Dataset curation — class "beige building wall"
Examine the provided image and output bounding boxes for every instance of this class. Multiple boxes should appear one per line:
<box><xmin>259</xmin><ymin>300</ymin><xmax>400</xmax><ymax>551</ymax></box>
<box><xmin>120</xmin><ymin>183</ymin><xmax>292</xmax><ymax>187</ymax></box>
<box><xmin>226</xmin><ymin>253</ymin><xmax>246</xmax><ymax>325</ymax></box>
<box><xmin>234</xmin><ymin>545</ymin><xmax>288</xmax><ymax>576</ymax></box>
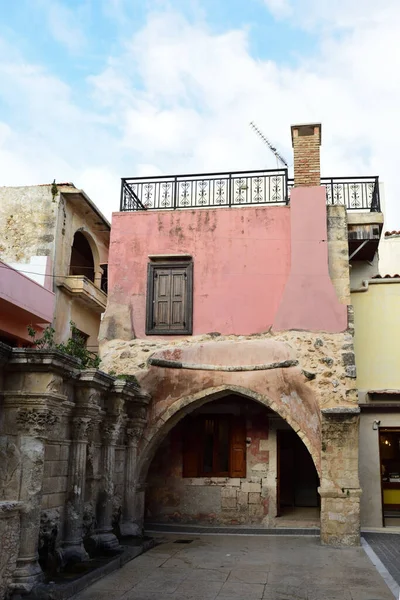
<box><xmin>352</xmin><ymin>281</ymin><xmax>400</xmax><ymax>391</ymax></box>
<box><xmin>352</xmin><ymin>280</ymin><xmax>400</xmax><ymax>527</ymax></box>
<box><xmin>0</xmin><ymin>184</ymin><xmax>109</xmax><ymax>352</ymax></box>
<box><xmin>53</xmin><ymin>187</ymin><xmax>109</xmax><ymax>348</ymax></box>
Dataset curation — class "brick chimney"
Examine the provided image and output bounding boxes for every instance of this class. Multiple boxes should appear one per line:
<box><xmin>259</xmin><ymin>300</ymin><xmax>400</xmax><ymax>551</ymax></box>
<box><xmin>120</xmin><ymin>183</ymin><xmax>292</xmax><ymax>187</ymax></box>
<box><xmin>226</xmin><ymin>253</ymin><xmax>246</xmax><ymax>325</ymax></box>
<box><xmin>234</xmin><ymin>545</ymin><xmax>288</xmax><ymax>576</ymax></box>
<box><xmin>291</xmin><ymin>123</ymin><xmax>321</xmax><ymax>187</ymax></box>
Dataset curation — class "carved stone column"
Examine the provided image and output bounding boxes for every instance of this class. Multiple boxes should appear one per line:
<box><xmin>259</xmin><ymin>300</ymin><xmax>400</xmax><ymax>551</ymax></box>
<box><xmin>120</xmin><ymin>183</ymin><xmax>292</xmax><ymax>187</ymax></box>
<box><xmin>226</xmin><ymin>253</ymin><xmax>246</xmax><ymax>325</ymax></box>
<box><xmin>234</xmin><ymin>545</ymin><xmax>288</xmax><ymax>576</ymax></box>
<box><xmin>10</xmin><ymin>409</ymin><xmax>58</xmax><ymax>595</ymax></box>
<box><xmin>120</xmin><ymin>418</ymin><xmax>146</xmax><ymax>537</ymax></box>
<box><xmin>320</xmin><ymin>407</ymin><xmax>362</xmax><ymax>546</ymax></box>
<box><xmin>59</xmin><ymin>369</ymin><xmax>113</xmax><ymax>566</ymax></box>
<box><xmin>88</xmin><ymin>418</ymin><xmax>122</xmax><ymax>555</ymax></box>
<box><xmin>57</xmin><ymin>416</ymin><xmax>93</xmax><ymax>567</ymax></box>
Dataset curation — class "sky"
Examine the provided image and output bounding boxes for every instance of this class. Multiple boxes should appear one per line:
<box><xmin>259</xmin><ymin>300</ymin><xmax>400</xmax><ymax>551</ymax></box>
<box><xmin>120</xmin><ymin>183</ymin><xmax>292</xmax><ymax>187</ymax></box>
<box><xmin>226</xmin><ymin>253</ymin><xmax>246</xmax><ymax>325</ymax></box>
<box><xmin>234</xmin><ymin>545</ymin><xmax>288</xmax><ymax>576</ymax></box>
<box><xmin>0</xmin><ymin>0</ymin><xmax>399</xmax><ymax>226</ymax></box>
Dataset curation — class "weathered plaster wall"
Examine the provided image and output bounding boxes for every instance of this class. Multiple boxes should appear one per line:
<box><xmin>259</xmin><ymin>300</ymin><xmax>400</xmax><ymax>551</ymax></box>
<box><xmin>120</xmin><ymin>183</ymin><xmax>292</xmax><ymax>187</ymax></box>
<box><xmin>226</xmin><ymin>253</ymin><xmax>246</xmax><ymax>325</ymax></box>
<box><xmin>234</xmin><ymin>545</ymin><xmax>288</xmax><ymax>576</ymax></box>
<box><xmin>53</xmin><ymin>188</ymin><xmax>109</xmax><ymax>345</ymax></box>
<box><xmin>273</xmin><ymin>189</ymin><xmax>347</xmax><ymax>332</ymax></box>
<box><xmin>0</xmin><ymin>186</ymin><xmax>57</xmax><ymax>264</ymax></box>
<box><xmin>55</xmin><ymin>291</ymin><xmax>102</xmax><ymax>351</ymax></box>
<box><xmin>102</xmin><ymin>205</ymin><xmax>291</xmax><ymax>340</ymax></box>
<box><xmin>146</xmin><ymin>401</ymin><xmax>279</xmax><ymax>525</ymax></box>
<box><xmin>0</xmin><ymin>184</ymin><xmax>109</xmax><ymax>349</ymax></box>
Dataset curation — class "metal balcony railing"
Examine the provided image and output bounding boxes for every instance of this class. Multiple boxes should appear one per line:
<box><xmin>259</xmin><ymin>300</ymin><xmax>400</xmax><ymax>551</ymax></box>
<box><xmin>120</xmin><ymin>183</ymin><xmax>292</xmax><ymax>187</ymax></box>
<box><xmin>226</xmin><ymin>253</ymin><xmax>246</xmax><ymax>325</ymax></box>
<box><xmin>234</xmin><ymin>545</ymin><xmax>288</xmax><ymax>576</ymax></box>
<box><xmin>120</xmin><ymin>171</ymin><xmax>380</xmax><ymax>213</ymax></box>
<box><xmin>288</xmin><ymin>176</ymin><xmax>380</xmax><ymax>212</ymax></box>
<box><xmin>121</xmin><ymin>169</ymin><xmax>289</xmax><ymax>211</ymax></box>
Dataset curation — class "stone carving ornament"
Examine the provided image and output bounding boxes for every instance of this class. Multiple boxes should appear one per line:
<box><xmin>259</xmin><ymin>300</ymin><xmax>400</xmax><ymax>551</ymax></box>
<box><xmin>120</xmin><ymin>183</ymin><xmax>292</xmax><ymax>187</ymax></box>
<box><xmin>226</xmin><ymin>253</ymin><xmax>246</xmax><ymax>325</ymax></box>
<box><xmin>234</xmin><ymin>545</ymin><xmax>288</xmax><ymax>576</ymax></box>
<box><xmin>16</xmin><ymin>409</ymin><xmax>58</xmax><ymax>435</ymax></box>
<box><xmin>101</xmin><ymin>420</ymin><xmax>122</xmax><ymax>445</ymax></box>
<box><xmin>72</xmin><ymin>417</ymin><xmax>94</xmax><ymax>441</ymax></box>
<box><xmin>125</xmin><ymin>420</ymin><xmax>146</xmax><ymax>446</ymax></box>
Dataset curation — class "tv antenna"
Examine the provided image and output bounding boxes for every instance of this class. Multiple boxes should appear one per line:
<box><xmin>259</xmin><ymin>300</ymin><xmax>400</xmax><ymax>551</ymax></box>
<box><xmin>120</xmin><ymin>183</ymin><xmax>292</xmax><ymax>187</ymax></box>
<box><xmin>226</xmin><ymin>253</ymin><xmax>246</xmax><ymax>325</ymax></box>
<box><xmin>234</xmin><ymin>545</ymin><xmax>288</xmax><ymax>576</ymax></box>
<box><xmin>249</xmin><ymin>121</ymin><xmax>288</xmax><ymax>168</ymax></box>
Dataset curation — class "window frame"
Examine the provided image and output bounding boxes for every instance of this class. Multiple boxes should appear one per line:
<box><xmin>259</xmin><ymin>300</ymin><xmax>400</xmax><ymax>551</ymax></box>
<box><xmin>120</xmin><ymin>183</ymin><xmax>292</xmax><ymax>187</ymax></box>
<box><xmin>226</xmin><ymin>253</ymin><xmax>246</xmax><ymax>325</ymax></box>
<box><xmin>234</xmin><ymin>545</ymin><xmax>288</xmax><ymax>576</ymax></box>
<box><xmin>146</xmin><ymin>260</ymin><xmax>193</xmax><ymax>336</ymax></box>
<box><xmin>183</xmin><ymin>414</ymin><xmax>247</xmax><ymax>478</ymax></box>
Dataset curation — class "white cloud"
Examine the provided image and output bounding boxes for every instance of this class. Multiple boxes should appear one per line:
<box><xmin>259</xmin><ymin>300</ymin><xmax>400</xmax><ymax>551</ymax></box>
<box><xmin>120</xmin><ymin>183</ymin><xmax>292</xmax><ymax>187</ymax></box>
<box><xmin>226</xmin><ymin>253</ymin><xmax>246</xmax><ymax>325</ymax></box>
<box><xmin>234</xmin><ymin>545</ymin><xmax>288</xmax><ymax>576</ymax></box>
<box><xmin>1</xmin><ymin>1</ymin><xmax>400</xmax><ymax>228</ymax></box>
<box><xmin>263</xmin><ymin>0</ymin><xmax>292</xmax><ymax>19</ymax></box>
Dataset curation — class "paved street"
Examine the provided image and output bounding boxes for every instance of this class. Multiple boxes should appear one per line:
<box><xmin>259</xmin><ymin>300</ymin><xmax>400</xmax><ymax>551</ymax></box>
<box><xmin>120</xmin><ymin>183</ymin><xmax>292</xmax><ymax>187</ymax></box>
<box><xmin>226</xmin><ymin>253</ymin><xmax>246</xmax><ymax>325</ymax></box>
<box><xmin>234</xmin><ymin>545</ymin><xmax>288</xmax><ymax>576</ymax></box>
<box><xmin>363</xmin><ymin>533</ymin><xmax>400</xmax><ymax>592</ymax></box>
<box><xmin>72</xmin><ymin>534</ymin><xmax>395</xmax><ymax>600</ymax></box>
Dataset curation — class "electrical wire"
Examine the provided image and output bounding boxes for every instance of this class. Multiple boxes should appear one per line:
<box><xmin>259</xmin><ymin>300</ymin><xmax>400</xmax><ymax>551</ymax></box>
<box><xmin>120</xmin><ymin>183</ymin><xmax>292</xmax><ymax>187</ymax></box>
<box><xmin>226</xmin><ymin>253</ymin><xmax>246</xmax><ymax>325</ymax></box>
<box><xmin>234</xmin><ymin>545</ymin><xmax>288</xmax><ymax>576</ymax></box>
<box><xmin>0</xmin><ymin>263</ymin><xmax>107</xmax><ymax>280</ymax></box>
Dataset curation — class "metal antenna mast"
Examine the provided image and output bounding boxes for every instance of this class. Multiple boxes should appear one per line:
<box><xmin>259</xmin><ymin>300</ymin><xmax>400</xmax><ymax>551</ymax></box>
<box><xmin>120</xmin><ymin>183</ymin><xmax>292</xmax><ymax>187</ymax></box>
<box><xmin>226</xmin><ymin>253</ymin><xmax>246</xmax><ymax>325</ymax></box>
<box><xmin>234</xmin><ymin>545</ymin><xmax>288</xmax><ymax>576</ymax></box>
<box><xmin>249</xmin><ymin>121</ymin><xmax>288</xmax><ymax>168</ymax></box>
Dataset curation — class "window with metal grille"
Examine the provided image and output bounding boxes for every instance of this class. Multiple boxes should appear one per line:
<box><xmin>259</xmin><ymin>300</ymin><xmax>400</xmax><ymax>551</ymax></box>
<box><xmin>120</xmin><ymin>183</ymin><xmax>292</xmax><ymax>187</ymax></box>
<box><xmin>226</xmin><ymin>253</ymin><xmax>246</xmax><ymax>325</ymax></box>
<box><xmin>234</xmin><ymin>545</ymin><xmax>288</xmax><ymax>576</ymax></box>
<box><xmin>146</xmin><ymin>260</ymin><xmax>193</xmax><ymax>335</ymax></box>
<box><xmin>182</xmin><ymin>415</ymin><xmax>246</xmax><ymax>478</ymax></box>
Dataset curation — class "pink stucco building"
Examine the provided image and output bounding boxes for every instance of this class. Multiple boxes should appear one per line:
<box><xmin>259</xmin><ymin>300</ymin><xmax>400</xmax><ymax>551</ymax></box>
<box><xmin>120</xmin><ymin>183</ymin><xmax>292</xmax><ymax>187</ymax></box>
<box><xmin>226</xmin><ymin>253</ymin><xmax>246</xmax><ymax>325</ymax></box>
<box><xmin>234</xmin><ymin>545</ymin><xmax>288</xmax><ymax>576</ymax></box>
<box><xmin>0</xmin><ymin>259</ymin><xmax>54</xmax><ymax>346</ymax></box>
<box><xmin>100</xmin><ymin>124</ymin><xmax>383</xmax><ymax>545</ymax></box>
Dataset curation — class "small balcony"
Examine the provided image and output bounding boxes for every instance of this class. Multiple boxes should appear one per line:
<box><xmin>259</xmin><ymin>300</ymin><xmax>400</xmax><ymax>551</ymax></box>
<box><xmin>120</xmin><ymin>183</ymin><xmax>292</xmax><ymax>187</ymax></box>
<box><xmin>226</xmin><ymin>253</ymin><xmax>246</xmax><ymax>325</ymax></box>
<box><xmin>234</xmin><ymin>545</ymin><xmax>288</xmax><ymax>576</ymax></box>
<box><xmin>120</xmin><ymin>170</ymin><xmax>381</xmax><ymax>213</ymax></box>
<box><xmin>57</xmin><ymin>275</ymin><xmax>107</xmax><ymax>313</ymax></box>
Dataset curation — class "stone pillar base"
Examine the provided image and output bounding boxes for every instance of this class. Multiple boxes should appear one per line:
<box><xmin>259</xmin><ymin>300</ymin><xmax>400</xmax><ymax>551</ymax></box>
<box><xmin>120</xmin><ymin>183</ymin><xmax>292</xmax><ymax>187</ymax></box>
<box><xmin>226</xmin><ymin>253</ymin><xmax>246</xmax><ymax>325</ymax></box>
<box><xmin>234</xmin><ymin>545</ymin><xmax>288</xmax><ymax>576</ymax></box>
<box><xmin>319</xmin><ymin>487</ymin><xmax>362</xmax><ymax>546</ymax></box>
<box><xmin>56</xmin><ymin>544</ymin><xmax>89</xmax><ymax>570</ymax></box>
<box><xmin>9</xmin><ymin>557</ymin><xmax>44</xmax><ymax>595</ymax></box>
<box><xmin>119</xmin><ymin>521</ymin><xmax>143</xmax><ymax>537</ymax></box>
<box><xmin>86</xmin><ymin>533</ymin><xmax>123</xmax><ymax>556</ymax></box>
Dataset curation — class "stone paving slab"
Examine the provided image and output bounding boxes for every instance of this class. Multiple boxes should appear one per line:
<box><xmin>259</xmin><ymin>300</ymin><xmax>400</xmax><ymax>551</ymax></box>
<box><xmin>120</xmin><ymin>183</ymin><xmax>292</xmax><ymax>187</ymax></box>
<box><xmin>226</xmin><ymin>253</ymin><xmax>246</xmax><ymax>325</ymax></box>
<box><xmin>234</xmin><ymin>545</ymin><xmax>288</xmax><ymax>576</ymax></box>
<box><xmin>363</xmin><ymin>532</ymin><xmax>400</xmax><ymax>588</ymax></box>
<box><xmin>71</xmin><ymin>534</ymin><xmax>395</xmax><ymax>600</ymax></box>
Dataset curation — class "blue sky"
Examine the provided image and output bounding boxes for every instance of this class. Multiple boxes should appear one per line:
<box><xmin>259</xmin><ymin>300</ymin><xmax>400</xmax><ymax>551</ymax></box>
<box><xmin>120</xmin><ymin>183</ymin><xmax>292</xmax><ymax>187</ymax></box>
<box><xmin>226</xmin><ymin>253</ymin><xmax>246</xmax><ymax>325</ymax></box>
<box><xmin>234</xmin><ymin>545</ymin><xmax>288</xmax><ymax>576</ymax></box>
<box><xmin>0</xmin><ymin>0</ymin><xmax>399</xmax><ymax>226</ymax></box>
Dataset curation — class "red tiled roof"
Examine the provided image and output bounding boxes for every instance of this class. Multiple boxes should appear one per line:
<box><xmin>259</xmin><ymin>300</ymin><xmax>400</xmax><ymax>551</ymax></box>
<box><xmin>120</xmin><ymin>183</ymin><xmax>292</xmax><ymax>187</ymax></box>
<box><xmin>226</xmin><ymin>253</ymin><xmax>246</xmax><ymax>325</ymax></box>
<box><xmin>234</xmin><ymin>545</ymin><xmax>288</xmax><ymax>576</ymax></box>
<box><xmin>385</xmin><ymin>231</ymin><xmax>400</xmax><ymax>237</ymax></box>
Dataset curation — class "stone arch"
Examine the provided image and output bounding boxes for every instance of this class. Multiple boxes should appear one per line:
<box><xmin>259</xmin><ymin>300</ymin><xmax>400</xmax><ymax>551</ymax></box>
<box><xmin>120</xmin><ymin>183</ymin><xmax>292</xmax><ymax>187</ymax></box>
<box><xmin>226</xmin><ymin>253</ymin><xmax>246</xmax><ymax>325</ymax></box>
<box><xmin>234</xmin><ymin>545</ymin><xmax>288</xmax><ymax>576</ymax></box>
<box><xmin>136</xmin><ymin>383</ymin><xmax>321</xmax><ymax>486</ymax></box>
<box><xmin>69</xmin><ymin>228</ymin><xmax>100</xmax><ymax>283</ymax></box>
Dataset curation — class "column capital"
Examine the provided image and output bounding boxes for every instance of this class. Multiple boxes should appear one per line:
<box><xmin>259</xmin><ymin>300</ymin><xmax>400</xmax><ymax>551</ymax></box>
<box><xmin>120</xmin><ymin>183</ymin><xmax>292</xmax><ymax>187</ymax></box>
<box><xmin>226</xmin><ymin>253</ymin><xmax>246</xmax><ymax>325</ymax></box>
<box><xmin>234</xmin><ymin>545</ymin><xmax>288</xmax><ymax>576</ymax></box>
<box><xmin>125</xmin><ymin>418</ymin><xmax>146</xmax><ymax>447</ymax></box>
<box><xmin>101</xmin><ymin>418</ymin><xmax>122</xmax><ymax>445</ymax></box>
<box><xmin>72</xmin><ymin>416</ymin><xmax>94</xmax><ymax>442</ymax></box>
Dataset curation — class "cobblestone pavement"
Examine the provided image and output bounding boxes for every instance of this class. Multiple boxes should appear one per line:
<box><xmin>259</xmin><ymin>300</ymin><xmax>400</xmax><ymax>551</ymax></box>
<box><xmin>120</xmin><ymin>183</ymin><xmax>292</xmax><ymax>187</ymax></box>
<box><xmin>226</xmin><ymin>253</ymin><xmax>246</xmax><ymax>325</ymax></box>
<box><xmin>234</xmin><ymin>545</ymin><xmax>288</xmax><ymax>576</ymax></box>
<box><xmin>72</xmin><ymin>534</ymin><xmax>394</xmax><ymax>600</ymax></box>
<box><xmin>363</xmin><ymin>533</ymin><xmax>400</xmax><ymax>588</ymax></box>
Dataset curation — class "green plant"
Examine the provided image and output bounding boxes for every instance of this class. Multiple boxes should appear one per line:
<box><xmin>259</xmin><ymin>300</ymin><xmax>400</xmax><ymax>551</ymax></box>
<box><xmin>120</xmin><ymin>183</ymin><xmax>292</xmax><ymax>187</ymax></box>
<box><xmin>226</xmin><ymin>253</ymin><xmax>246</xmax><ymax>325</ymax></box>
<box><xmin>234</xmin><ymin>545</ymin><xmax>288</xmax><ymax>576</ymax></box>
<box><xmin>106</xmin><ymin>369</ymin><xmax>138</xmax><ymax>385</ymax></box>
<box><xmin>115</xmin><ymin>373</ymin><xmax>139</xmax><ymax>386</ymax></box>
<box><xmin>27</xmin><ymin>322</ymin><xmax>100</xmax><ymax>369</ymax></box>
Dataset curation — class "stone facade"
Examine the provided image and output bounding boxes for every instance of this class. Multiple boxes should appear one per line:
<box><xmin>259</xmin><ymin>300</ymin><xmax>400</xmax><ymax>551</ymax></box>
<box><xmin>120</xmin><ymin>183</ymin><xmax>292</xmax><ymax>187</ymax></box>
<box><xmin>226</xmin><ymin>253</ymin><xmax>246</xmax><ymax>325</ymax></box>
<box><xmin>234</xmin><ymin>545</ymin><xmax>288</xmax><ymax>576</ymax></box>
<box><xmin>98</xmin><ymin>332</ymin><xmax>360</xmax><ymax>544</ymax></box>
<box><xmin>0</xmin><ymin>345</ymin><xmax>150</xmax><ymax>599</ymax></box>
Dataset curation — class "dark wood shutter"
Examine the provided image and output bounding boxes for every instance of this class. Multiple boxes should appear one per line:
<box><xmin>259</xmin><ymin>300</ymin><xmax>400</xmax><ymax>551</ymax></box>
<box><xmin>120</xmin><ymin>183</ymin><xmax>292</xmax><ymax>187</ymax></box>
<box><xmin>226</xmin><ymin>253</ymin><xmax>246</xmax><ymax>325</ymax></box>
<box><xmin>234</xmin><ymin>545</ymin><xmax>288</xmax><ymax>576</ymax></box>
<box><xmin>230</xmin><ymin>417</ymin><xmax>246</xmax><ymax>477</ymax></box>
<box><xmin>170</xmin><ymin>269</ymin><xmax>187</xmax><ymax>330</ymax></box>
<box><xmin>183</xmin><ymin>419</ymin><xmax>201</xmax><ymax>477</ymax></box>
<box><xmin>153</xmin><ymin>268</ymin><xmax>171</xmax><ymax>329</ymax></box>
<box><xmin>153</xmin><ymin>267</ymin><xmax>187</xmax><ymax>331</ymax></box>
<box><xmin>146</xmin><ymin>261</ymin><xmax>193</xmax><ymax>335</ymax></box>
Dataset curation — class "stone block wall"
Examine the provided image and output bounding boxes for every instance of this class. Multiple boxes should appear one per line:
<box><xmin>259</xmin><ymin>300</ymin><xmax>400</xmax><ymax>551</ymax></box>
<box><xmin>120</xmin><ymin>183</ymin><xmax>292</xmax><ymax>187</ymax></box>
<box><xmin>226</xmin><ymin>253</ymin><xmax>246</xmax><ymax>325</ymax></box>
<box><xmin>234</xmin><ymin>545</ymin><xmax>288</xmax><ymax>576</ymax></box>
<box><xmin>146</xmin><ymin>407</ymin><xmax>284</xmax><ymax>526</ymax></box>
<box><xmin>42</xmin><ymin>442</ymin><xmax>70</xmax><ymax>510</ymax></box>
<box><xmin>0</xmin><ymin>502</ymin><xmax>21</xmax><ymax>600</ymax></box>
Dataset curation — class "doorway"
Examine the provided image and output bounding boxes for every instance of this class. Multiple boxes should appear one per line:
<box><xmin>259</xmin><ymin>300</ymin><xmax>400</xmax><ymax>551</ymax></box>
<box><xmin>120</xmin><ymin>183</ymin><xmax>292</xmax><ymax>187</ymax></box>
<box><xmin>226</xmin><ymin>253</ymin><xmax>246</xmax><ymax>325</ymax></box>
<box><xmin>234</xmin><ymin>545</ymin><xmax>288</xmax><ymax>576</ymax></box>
<box><xmin>277</xmin><ymin>430</ymin><xmax>320</xmax><ymax>520</ymax></box>
<box><xmin>379</xmin><ymin>428</ymin><xmax>400</xmax><ymax>526</ymax></box>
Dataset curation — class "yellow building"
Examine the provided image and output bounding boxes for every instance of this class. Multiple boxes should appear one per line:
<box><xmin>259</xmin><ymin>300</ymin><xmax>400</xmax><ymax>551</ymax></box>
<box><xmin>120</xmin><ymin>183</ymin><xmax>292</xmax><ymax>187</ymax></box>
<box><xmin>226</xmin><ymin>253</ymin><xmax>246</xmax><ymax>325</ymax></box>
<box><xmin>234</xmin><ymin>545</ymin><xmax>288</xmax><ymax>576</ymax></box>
<box><xmin>353</xmin><ymin>276</ymin><xmax>400</xmax><ymax>528</ymax></box>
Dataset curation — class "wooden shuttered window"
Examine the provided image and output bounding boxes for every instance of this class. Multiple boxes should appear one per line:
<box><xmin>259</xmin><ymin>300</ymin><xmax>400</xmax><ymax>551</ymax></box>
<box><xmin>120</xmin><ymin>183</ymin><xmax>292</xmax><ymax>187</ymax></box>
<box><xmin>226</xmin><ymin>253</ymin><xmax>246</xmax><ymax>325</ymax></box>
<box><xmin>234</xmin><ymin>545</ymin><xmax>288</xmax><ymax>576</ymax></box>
<box><xmin>146</xmin><ymin>261</ymin><xmax>193</xmax><ymax>335</ymax></box>
<box><xmin>182</xmin><ymin>416</ymin><xmax>246</xmax><ymax>478</ymax></box>
<box><xmin>230</xmin><ymin>417</ymin><xmax>247</xmax><ymax>478</ymax></box>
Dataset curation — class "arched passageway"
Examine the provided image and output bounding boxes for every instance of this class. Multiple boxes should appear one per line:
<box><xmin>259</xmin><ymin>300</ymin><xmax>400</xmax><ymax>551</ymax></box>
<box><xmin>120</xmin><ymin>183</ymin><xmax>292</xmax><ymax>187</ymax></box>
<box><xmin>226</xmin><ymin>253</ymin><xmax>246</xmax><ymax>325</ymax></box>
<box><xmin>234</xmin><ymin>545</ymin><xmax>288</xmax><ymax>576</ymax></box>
<box><xmin>140</xmin><ymin>392</ymin><xmax>320</xmax><ymax>528</ymax></box>
<box><xmin>70</xmin><ymin>231</ymin><xmax>95</xmax><ymax>282</ymax></box>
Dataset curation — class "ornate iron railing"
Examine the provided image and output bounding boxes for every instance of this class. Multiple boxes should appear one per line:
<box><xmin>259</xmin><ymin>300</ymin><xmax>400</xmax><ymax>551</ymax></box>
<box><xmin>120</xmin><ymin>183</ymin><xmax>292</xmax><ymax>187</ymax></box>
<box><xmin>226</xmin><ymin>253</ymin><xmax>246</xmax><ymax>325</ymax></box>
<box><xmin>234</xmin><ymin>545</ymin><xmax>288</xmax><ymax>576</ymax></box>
<box><xmin>120</xmin><ymin>172</ymin><xmax>380</xmax><ymax>212</ymax></box>
<box><xmin>120</xmin><ymin>169</ymin><xmax>289</xmax><ymax>211</ymax></box>
<box><xmin>288</xmin><ymin>176</ymin><xmax>380</xmax><ymax>212</ymax></box>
